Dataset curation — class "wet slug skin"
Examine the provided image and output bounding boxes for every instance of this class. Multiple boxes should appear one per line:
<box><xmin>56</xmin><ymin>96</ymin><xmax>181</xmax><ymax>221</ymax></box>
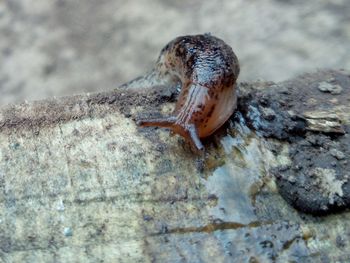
<box><xmin>132</xmin><ymin>34</ymin><xmax>240</xmax><ymax>151</ymax></box>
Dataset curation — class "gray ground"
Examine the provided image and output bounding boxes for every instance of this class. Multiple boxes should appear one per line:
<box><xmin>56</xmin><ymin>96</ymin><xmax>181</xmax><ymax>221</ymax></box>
<box><xmin>0</xmin><ymin>0</ymin><xmax>350</xmax><ymax>105</ymax></box>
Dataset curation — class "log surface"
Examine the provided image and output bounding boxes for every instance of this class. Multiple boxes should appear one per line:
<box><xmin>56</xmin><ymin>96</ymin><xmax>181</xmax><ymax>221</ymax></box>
<box><xmin>0</xmin><ymin>70</ymin><xmax>350</xmax><ymax>262</ymax></box>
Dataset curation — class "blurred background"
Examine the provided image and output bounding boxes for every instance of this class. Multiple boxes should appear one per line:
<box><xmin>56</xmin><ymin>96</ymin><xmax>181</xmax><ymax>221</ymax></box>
<box><xmin>0</xmin><ymin>0</ymin><xmax>349</xmax><ymax>105</ymax></box>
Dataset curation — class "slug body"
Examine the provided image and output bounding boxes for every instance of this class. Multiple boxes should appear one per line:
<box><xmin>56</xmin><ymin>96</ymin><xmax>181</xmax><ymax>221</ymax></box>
<box><xmin>137</xmin><ymin>34</ymin><xmax>240</xmax><ymax>151</ymax></box>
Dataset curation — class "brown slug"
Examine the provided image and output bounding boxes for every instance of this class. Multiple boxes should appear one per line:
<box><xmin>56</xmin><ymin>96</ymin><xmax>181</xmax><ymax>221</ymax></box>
<box><xmin>124</xmin><ymin>34</ymin><xmax>240</xmax><ymax>151</ymax></box>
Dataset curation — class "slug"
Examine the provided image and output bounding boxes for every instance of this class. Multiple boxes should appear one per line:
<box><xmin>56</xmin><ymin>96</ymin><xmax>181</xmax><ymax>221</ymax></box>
<box><xmin>124</xmin><ymin>34</ymin><xmax>240</xmax><ymax>151</ymax></box>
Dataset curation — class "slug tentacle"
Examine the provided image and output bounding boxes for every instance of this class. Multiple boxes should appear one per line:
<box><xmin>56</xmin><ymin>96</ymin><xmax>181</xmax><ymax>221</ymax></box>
<box><xmin>128</xmin><ymin>34</ymin><xmax>240</xmax><ymax>151</ymax></box>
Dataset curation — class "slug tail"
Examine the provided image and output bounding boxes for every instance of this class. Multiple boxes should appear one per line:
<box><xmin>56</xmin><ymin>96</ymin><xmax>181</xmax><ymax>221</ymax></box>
<box><xmin>137</xmin><ymin>116</ymin><xmax>177</xmax><ymax>129</ymax></box>
<box><xmin>118</xmin><ymin>70</ymin><xmax>161</xmax><ymax>90</ymax></box>
<box><xmin>137</xmin><ymin>117</ymin><xmax>204</xmax><ymax>151</ymax></box>
<box><xmin>118</xmin><ymin>68</ymin><xmax>179</xmax><ymax>91</ymax></box>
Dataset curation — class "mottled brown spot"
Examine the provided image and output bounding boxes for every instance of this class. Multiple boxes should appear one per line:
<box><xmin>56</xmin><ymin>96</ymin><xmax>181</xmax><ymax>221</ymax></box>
<box><xmin>207</xmin><ymin>105</ymin><xmax>215</xmax><ymax>118</ymax></box>
<box><xmin>186</xmin><ymin>54</ymin><xmax>196</xmax><ymax>69</ymax></box>
<box><xmin>175</xmin><ymin>46</ymin><xmax>186</xmax><ymax>59</ymax></box>
<box><xmin>208</xmin><ymin>89</ymin><xmax>215</xmax><ymax>97</ymax></box>
<box><xmin>198</xmin><ymin>104</ymin><xmax>205</xmax><ymax>110</ymax></box>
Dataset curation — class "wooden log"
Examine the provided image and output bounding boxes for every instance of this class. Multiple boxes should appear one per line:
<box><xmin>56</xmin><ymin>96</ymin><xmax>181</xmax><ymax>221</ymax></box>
<box><xmin>0</xmin><ymin>70</ymin><xmax>349</xmax><ymax>262</ymax></box>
